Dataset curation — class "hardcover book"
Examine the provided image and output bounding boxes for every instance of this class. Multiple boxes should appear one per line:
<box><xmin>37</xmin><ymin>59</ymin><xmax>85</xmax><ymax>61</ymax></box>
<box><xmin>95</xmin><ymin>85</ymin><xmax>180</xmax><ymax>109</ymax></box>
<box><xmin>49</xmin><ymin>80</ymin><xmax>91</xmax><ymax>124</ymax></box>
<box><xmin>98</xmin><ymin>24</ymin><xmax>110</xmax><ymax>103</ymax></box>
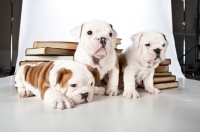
<box><xmin>25</xmin><ymin>47</ymin><xmax>75</xmax><ymax>56</ymax></box>
<box><xmin>33</xmin><ymin>41</ymin><xmax>78</xmax><ymax>50</ymax></box>
<box><xmin>25</xmin><ymin>55</ymin><xmax>73</xmax><ymax>61</ymax></box>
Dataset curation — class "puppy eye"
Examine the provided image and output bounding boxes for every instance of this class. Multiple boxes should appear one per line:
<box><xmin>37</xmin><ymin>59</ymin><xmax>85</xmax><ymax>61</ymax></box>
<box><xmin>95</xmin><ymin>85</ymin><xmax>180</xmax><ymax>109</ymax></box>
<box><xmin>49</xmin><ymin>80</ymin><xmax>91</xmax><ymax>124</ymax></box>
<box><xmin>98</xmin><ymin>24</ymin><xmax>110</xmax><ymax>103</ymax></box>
<box><xmin>70</xmin><ymin>84</ymin><xmax>77</xmax><ymax>88</ymax></box>
<box><xmin>109</xmin><ymin>33</ymin><xmax>112</xmax><ymax>37</ymax></box>
<box><xmin>87</xmin><ymin>31</ymin><xmax>92</xmax><ymax>35</ymax></box>
<box><xmin>145</xmin><ymin>44</ymin><xmax>150</xmax><ymax>46</ymax></box>
<box><xmin>162</xmin><ymin>44</ymin><xmax>165</xmax><ymax>47</ymax></box>
<box><xmin>91</xmin><ymin>82</ymin><xmax>93</xmax><ymax>86</ymax></box>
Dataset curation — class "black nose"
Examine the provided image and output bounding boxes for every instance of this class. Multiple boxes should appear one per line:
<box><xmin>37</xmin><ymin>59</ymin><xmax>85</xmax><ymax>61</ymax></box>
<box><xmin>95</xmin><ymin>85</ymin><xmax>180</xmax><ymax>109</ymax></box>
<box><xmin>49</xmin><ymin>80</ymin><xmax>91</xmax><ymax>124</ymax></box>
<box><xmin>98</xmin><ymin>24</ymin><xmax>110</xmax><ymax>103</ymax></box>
<box><xmin>99</xmin><ymin>37</ymin><xmax>107</xmax><ymax>46</ymax></box>
<box><xmin>81</xmin><ymin>92</ymin><xmax>89</xmax><ymax>100</ymax></box>
<box><xmin>154</xmin><ymin>48</ymin><xmax>161</xmax><ymax>54</ymax></box>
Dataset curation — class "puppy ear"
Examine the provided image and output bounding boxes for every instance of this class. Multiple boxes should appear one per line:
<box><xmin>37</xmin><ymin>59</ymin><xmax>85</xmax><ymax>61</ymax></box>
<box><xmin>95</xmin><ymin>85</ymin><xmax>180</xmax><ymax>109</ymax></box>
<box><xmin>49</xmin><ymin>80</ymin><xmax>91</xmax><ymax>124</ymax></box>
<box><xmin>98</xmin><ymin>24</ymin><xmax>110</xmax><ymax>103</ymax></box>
<box><xmin>87</xmin><ymin>65</ymin><xmax>100</xmax><ymax>85</ymax></box>
<box><xmin>56</xmin><ymin>68</ymin><xmax>72</xmax><ymax>88</ymax></box>
<box><xmin>130</xmin><ymin>32</ymin><xmax>143</xmax><ymax>48</ymax></box>
<box><xmin>162</xmin><ymin>33</ymin><xmax>167</xmax><ymax>41</ymax></box>
<box><xmin>113</xmin><ymin>29</ymin><xmax>117</xmax><ymax>40</ymax></box>
<box><xmin>109</xmin><ymin>24</ymin><xmax>117</xmax><ymax>39</ymax></box>
<box><xmin>70</xmin><ymin>23</ymin><xmax>84</xmax><ymax>40</ymax></box>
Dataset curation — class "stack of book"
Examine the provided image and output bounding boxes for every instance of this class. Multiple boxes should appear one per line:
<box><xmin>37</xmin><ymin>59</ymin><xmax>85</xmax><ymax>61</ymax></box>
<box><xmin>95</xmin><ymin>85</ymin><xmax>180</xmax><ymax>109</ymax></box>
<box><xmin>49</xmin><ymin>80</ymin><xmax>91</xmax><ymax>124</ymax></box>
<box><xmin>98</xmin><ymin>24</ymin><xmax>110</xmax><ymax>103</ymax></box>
<box><xmin>19</xmin><ymin>41</ymin><xmax>78</xmax><ymax>66</ymax></box>
<box><xmin>114</xmin><ymin>38</ymin><xmax>123</xmax><ymax>55</ymax></box>
<box><xmin>153</xmin><ymin>59</ymin><xmax>179</xmax><ymax>89</ymax></box>
<box><xmin>19</xmin><ymin>39</ymin><xmax>123</xmax><ymax>66</ymax></box>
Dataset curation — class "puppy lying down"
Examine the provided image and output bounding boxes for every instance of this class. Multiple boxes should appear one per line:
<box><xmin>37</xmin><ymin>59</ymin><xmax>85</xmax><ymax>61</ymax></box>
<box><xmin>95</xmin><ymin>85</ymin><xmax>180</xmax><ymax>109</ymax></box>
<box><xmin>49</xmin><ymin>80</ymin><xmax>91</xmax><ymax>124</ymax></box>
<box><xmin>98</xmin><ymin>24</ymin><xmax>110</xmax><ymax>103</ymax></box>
<box><xmin>15</xmin><ymin>60</ymin><xmax>101</xmax><ymax>110</ymax></box>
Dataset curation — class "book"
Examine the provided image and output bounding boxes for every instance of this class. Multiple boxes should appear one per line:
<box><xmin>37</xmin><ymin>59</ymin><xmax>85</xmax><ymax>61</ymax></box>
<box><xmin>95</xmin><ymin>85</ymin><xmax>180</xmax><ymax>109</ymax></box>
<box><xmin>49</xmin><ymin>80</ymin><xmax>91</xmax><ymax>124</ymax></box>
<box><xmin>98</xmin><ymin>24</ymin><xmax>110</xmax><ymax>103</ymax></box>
<box><xmin>154</xmin><ymin>72</ymin><xmax>172</xmax><ymax>77</ymax></box>
<box><xmin>155</xmin><ymin>65</ymin><xmax>169</xmax><ymax>73</ymax></box>
<box><xmin>138</xmin><ymin>81</ymin><xmax>178</xmax><ymax>89</ymax></box>
<box><xmin>153</xmin><ymin>75</ymin><xmax>176</xmax><ymax>83</ymax></box>
<box><xmin>154</xmin><ymin>81</ymin><xmax>178</xmax><ymax>89</ymax></box>
<box><xmin>115</xmin><ymin>49</ymin><xmax>123</xmax><ymax>55</ymax></box>
<box><xmin>33</xmin><ymin>41</ymin><xmax>78</xmax><ymax>50</ymax></box>
<box><xmin>25</xmin><ymin>47</ymin><xmax>75</xmax><ymax>56</ymax></box>
<box><xmin>19</xmin><ymin>61</ymin><xmax>49</xmax><ymax>66</ymax></box>
<box><xmin>33</xmin><ymin>39</ymin><xmax>122</xmax><ymax>50</ymax></box>
<box><xmin>159</xmin><ymin>59</ymin><xmax>171</xmax><ymax>66</ymax></box>
<box><xmin>114</xmin><ymin>38</ymin><xmax>122</xmax><ymax>48</ymax></box>
<box><xmin>115</xmin><ymin>38</ymin><xmax>122</xmax><ymax>44</ymax></box>
<box><xmin>25</xmin><ymin>55</ymin><xmax>73</xmax><ymax>61</ymax></box>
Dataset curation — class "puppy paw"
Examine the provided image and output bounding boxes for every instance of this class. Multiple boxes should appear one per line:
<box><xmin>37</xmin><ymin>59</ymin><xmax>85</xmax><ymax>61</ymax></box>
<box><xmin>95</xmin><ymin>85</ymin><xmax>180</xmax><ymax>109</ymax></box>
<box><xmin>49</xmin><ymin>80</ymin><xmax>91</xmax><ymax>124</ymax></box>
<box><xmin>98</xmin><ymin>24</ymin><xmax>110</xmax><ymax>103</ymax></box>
<box><xmin>123</xmin><ymin>89</ymin><xmax>140</xmax><ymax>99</ymax></box>
<box><xmin>52</xmin><ymin>96</ymin><xmax>74</xmax><ymax>110</ymax></box>
<box><xmin>94</xmin><ymin>86</ymin><xmax>106</xmax><ymax>95</ymax></box>
<box><xmin>18</xmin><ymin>88</ymin><xmax>34</xmax><ymax>98</ymax></box>
<box><xmin>106</xmin><ymin>87</ymin><xmax>120</xmax><ymax>96</ymax></box>
<box><xmin>146</xmin><ymin>87</ymin><xmax>161</xmax><ymax>94</ymax></box>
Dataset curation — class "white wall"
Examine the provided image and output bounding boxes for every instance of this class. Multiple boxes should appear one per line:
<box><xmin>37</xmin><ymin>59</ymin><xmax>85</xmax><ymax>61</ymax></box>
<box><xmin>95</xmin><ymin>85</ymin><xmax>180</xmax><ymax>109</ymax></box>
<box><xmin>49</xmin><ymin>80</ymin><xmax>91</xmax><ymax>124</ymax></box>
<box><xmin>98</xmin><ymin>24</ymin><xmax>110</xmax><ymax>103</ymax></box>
<box><xmin>16</xmin><ymin>0</ymin><xmax>184</xmax><ymax>78</ymax></box>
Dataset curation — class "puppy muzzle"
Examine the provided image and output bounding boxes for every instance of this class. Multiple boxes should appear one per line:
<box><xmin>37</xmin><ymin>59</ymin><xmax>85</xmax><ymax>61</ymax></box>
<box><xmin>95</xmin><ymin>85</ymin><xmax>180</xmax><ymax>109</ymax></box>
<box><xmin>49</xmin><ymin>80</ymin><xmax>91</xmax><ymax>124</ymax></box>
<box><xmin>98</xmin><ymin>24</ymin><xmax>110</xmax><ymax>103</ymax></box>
<box><xmin>81</xmin><ymin>92</ymin><xmax>89</xmax><ymax>103</ymax></box>
<box><xmin>99</xmin><ymin>37</ymin><xmax>107</xmax><ymax>48</ymax></box>
<box><xmin>154</xmin><ymin>48</ymin><xmax>161</xmax><ymax>54</ymax></box>
<box><xmin>154</xmin><ymin>48</ymin><xmax>161</xmax><ymax>58</ymax></box>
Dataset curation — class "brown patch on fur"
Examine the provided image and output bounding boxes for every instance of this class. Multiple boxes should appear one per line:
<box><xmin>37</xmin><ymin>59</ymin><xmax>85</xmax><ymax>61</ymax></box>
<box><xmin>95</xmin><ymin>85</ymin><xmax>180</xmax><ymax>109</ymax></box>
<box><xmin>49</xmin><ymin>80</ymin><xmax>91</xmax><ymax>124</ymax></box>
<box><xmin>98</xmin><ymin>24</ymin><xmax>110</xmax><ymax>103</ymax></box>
<box><xmin>56</xmin><ymin>68</ymin><xmax>72</xmax><ymax>88</ymax></box>
<box><xmin>23</xmin><ymin>62</ymin><xmax>54</xmax><ymax>99</ymax></box>
<box><xmin>87</xmin><ymin>65</ymin><xmax>100</xmax><ymax>85</ymax></box>
<box><xmin>118</xmin><ymin>53</ymin><xmax>128</xmax><ymax>85</ymax></box>
<box><xmin>118</xmin><ymin>53</ymin><xmax>127</xmax><ymax>73</ymax></box>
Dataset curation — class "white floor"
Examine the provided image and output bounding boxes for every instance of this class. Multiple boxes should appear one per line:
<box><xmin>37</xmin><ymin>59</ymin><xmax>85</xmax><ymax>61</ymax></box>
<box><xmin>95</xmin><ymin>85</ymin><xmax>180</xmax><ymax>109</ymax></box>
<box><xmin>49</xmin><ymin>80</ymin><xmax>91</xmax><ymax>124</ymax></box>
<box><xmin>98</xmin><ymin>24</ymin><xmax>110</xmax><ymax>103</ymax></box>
<box><xmin>0</xmin><ymin>76</ymin><xmax>200</xmax><ymax>132</ymax></box>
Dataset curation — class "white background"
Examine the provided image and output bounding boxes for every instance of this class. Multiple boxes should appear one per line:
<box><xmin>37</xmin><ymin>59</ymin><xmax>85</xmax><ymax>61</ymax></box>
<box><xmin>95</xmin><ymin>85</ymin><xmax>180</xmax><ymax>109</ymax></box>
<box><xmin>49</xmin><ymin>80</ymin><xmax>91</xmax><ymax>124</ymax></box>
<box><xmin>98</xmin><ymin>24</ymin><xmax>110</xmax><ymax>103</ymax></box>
<box><xmin>16</xmin><ymin>0</ymin><xmax>184</xmax><ymax>78</ymax></box>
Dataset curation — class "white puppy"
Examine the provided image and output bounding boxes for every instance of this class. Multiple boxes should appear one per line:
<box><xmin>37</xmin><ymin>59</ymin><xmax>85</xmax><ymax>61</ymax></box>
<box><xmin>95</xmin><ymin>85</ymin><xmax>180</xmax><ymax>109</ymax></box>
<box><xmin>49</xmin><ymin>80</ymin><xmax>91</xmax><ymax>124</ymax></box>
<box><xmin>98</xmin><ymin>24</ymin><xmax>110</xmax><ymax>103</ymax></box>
<box><xmin>118</xmin><ymin>30</ymin><xmax>168</xmax><ymax>99</ymax></box>
<box><xmin>15</xmin><ymin>60</ymin><xmax>100</xmax><ymax>109</ymax></box>
<box><xmin>70</xmin><ymin>19</ymin><xmax>119</xmax><ymax>96</ymax></box>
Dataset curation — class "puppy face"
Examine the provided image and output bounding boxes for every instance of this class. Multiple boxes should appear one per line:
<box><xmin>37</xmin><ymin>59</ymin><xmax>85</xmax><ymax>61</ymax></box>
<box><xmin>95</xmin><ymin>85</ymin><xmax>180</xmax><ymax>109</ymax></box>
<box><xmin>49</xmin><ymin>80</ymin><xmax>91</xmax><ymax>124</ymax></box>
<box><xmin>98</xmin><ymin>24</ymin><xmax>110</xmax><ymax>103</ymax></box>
<box><xmin>55</xmin><ymin>66</ymin><xmax>98</xmax><ymax>105</ymax></box>
<box><xmin>71</xmin><ymin>19</ymin><xmax>117</xmax><ymax>59</ymax></box>
<box><xmin>131</xmin><ymin>30</ymin><xmax>168</xmax><ymax>65</ymax></box>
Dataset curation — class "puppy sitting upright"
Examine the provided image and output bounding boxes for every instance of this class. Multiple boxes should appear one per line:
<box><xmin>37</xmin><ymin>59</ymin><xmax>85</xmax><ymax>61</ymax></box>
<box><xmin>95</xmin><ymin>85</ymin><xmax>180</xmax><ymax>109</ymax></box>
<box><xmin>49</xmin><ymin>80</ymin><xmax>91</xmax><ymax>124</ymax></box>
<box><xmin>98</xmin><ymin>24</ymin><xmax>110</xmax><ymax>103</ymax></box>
<box><xmin>71</xmin><ymin>19</ymin><xmax>119</xmax><ymax>96</ymax></box>
<box><xmin>118</xmin><ymin>30</ymin><xmax>168</xmax><ymax>99</ymax></box>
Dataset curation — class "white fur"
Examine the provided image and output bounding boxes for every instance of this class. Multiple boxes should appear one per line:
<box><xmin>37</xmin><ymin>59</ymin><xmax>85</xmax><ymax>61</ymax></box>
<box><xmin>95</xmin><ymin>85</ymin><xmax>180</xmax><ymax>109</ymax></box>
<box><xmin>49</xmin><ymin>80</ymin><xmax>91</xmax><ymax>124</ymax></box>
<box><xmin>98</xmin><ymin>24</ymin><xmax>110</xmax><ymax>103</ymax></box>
<box><xmin>71</xmin><ymin>19</ymin><xmax>119</xmax><ymax>96</ymax></box>
<box><xmin>122</xmin><ymin>30</ymin><xmax>168</xmax><ymax>99</ymax></box>
<box><xmin>15</xmin><ymin>60</ymin><xmax>97</xmax><ymax>109</ymax></box>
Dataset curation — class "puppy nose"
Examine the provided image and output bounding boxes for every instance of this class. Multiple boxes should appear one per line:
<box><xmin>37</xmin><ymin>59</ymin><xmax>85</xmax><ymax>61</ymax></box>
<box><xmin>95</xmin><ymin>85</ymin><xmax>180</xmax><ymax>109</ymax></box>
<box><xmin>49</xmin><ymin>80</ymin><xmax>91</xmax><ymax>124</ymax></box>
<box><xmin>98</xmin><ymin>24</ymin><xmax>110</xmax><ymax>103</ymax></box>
<box><xmin>100</xmin><ymin>37</ymin><xmax>107</xmax><ymax>46</ymax></box>
<box><xmin>81</xmin><ymin>92</ymin><xmax>89</xmax><ymax>99</ymax></box>
<box><xmin>154</xmin><ymin>48</ymin><xmax>161</xmax><ymax>54</ymax></box>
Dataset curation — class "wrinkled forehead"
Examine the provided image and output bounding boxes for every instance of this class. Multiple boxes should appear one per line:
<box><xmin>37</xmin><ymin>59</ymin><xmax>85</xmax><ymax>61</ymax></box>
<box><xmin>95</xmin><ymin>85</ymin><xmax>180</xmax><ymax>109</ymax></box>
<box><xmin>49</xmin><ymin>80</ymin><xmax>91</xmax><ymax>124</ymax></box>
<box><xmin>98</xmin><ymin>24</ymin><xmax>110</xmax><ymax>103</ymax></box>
<box><xmin>70</xmin><ymin>69</ymin><xmax>94</xmax><ymax>83</ymax></box>
<box><xmin>142</xmin><ymin>32</ymin><xmax>166</xmax><ymax>44</ymax></box>
<box><xmin>83</xmin><ymin>20</ymin><xmax>111</xmax><ymax>32</ymax></box>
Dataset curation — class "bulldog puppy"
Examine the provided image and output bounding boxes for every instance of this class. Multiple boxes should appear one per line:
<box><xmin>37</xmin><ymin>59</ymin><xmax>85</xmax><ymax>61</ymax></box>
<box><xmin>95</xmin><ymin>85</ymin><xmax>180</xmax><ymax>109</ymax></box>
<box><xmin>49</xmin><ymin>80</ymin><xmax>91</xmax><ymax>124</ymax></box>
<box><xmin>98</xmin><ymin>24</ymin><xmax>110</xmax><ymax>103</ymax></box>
<box><xmin>14</xmin><ymin>60</ymin><xmax>100</xmax><ymax>109</ymax></box>
<box><xmin>118</xmin><ymin>30</ymin><xmax>168</xmax><ymax>99</ymax></box>
<box><xmin>70</xmin><ymin>19</ymin><xmax>119</xmax><ymax>96</ymax></box>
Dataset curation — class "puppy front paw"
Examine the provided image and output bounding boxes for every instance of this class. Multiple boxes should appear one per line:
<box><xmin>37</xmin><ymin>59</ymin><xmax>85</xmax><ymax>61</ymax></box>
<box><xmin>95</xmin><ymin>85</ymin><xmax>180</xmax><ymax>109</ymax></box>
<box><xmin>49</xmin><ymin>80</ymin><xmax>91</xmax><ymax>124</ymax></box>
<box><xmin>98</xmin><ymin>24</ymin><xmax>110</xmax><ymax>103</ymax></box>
<box><xmin>52</xmin><ymin>96</ymin><xmax>74</xmax><ymax>110</ymax></box>
<box><xmin>18</xmin><ymin>88</ymin><xmax>34</xmax><ymax>98</ymax></box>
<box><xmin>106</xmin><ymin>87</ymin><xmax>120</xmax><ymax>96</ymax></box>
<box><xmin>94</xmin><ymin>86</ymin><xmax>106</xmax><ymax>95</ymax></box>
<box><xmin>123</xmin><ymin>89</ymin><xmax>140</xmax><ymax>99</ymax></box>
<box><xmin>145</xmin><ymin>87</ymin><xmax>161</xmax><ymax>94</ymax></box>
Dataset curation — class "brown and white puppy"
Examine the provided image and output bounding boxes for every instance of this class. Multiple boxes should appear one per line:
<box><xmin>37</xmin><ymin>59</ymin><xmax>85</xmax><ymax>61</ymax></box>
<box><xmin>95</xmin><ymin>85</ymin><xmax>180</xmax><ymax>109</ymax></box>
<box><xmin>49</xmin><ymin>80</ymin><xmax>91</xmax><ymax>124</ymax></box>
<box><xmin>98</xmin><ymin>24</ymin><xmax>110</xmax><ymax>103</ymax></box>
<box><xmin>70</xmin><ymin>19</ymin><xmax>119</xmax><ymax>96</ymax></box>
<box><xmin>14</xmin><ymin>60</ymin><xmax>100</xmax><ymax>109</ymax></box>
<box><xmin>118</xmin><ymin>30</ymin><xmax>168</xmax><ymax>99</ymax></box>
